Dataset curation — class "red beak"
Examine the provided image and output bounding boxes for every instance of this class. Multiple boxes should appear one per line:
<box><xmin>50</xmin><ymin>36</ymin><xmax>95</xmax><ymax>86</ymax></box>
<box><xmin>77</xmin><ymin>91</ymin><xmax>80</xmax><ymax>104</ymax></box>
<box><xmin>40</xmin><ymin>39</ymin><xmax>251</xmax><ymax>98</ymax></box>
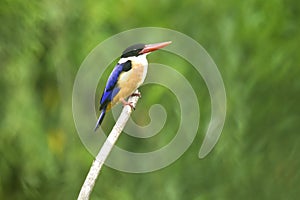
<box><xmin>139</xmin><ymin>41</ymin><xmax>172</xmax><ymax>54</ymax></box>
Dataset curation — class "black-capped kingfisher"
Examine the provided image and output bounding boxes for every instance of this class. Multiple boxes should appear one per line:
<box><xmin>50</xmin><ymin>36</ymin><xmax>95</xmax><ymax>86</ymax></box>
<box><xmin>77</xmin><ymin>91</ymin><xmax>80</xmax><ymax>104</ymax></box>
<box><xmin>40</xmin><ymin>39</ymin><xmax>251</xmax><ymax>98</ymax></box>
<box><xmin>94</xmin><ymin>41</ymin><xmax>172</xmax><ymax>131</ymax></box>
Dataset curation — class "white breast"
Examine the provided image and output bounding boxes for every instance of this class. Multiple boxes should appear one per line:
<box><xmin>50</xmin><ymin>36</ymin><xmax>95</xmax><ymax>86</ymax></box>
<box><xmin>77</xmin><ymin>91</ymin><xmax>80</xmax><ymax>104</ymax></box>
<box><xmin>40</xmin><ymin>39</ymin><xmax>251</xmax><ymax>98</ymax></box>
<box><xmin>118</xmin><ymin>54</ymin><xmax>148</xmax><ymax>87</ymax></box>
<box><xmin>137</xmin><ymin>54</ymin><xmax>148</xmax><ymax>86</ymax></box>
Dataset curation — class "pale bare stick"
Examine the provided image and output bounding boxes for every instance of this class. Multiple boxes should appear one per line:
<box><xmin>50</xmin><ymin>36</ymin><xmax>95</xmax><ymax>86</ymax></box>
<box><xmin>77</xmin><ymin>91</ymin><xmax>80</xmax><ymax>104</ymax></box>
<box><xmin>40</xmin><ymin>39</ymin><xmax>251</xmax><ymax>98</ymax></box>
<box><xmin>78</xmin><ymin>90</ymin><xmax>140</xmax><ymax>200</ymax></box>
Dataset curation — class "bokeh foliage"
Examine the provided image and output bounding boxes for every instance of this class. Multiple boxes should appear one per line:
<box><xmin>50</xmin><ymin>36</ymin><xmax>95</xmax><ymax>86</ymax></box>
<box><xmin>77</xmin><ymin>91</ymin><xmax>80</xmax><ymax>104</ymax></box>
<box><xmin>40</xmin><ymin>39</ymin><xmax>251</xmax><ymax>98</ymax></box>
<box><xmin>1</xmin><ymin>0</ymin><xmax>299</xmax><ymax>199</ymax></box>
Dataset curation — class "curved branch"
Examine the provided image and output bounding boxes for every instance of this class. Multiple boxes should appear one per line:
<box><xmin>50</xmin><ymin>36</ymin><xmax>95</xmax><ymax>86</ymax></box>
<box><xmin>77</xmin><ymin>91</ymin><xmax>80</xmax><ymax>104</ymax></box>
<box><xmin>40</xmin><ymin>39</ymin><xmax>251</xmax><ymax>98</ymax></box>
<box><xmin>78</xmin><ymin>90</ymin><xmax>140</xmax><ymax>200</ymax></box>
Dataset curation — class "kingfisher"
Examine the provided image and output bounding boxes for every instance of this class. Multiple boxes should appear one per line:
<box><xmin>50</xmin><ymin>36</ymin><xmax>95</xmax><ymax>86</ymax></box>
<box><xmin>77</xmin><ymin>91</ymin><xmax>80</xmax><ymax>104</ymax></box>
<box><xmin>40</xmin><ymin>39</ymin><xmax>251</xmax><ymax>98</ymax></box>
<box><xmin>94</xmin><ymin>41</ymin><xmax>172</xmax><ymax>131</ymax></box>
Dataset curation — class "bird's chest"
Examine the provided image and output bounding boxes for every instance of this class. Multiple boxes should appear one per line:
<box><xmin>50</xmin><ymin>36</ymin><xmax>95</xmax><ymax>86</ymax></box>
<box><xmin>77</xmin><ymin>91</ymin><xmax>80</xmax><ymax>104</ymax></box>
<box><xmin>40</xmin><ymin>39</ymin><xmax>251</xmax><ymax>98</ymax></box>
<box><xmin>118</xmin><ymin>63</ymin><xmax>148</xmax><ymax>88</ymax></box>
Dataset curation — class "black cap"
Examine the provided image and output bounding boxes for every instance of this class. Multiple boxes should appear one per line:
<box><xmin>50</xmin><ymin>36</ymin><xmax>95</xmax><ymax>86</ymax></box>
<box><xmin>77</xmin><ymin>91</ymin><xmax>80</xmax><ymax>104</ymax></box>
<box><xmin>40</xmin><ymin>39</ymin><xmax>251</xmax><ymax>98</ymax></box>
<box><xmin>121</xmin><ymin>43</ymin><xmax>145</xmax><ymax>58</ymax></box>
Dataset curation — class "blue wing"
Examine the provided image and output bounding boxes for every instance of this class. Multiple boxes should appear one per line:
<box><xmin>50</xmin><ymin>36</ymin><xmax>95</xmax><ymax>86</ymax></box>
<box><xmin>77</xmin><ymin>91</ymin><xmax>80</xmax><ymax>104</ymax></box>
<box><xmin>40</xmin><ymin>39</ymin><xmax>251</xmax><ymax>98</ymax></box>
<box><xmin>99</xmin><ymin>61</ymin><xmax>132</xmax><ymax>110</ymax></box>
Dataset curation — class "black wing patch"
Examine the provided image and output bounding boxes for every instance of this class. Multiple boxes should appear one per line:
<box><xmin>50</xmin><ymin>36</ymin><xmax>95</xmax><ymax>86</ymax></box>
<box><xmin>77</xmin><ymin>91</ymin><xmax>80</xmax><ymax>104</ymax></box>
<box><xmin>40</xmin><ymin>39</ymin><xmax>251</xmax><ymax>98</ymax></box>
<box><xmin>122</xmin><ymin>60</ymin><xmax>132</xmax><ymax>71</ymax></box>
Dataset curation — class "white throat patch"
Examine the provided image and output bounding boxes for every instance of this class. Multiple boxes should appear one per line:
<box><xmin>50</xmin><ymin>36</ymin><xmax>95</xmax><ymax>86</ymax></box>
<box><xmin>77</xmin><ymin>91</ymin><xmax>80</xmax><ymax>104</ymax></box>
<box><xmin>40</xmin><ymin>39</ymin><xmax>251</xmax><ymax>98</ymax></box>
<box><xmin>118</xmin><ymin>54</ymin><xmax>148</xmax><ymax>66</ymax></box>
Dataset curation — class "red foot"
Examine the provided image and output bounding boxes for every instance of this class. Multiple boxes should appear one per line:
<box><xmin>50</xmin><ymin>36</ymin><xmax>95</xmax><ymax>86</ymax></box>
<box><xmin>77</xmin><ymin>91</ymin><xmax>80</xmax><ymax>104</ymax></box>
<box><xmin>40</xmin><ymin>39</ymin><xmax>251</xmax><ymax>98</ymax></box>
<box><xmin>121</xmin><ymin>99</ymin><xmax>135</xmax><ymax>110</ymax></box>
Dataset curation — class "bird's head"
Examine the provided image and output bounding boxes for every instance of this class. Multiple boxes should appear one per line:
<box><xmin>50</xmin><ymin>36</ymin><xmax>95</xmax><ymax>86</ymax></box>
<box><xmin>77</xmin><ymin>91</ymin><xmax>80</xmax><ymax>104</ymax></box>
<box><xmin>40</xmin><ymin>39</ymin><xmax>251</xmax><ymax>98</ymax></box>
<box><xmin>121</xmin><ymin>41</ymin><xmax>172</xmax><ymax>58</ymax></box>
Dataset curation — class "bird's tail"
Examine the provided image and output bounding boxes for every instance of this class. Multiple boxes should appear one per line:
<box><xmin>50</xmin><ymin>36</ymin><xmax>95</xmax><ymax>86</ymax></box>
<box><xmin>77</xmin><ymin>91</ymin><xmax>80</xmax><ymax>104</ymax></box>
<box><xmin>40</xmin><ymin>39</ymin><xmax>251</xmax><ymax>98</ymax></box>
<box><xmin>94</xmin><ymin>109</ymin><xmax>106</xmax><ymax>131</ymax></box>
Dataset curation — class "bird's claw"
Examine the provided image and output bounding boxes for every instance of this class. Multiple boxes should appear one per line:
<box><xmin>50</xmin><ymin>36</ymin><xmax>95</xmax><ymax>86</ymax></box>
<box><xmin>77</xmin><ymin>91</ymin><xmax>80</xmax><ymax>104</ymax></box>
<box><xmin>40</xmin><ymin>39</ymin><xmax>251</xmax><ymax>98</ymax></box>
<box><xmin>121</xmin><ymin>99</ymin><xmax>136</xmax><ymax>111</ymax></box>
<box><xmin>130</xmin><ymin>92</ymin><xmax>142</xmax><ymax>98</ymax></box>
<box><xmin>129</xmin><ymin>103</ymin><xmax>135</xmax><ymax>111</ymax></box>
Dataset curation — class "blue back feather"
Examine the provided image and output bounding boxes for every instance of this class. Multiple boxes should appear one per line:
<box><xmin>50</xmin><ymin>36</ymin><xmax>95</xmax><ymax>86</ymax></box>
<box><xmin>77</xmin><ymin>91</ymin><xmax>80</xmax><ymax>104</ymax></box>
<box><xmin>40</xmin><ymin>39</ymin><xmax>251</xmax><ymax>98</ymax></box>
<box><xmin>95</xmin><ymin>60</ymin><xmax>132</xmax><ymax>130</ymax></box>
<box><xmin>99</xmin><ymin>61</ymin><xmax>132</xmax><ymax>110</ymax></box>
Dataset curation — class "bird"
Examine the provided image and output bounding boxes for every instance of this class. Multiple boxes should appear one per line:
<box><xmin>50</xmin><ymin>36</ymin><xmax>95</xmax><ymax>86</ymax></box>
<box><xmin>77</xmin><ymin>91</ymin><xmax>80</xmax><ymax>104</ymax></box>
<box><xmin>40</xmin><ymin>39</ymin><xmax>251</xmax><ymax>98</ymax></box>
<box><xmin>94</xmin><ymin>41</ymin><xmax>172</xmax><ymax>131</ymax></box>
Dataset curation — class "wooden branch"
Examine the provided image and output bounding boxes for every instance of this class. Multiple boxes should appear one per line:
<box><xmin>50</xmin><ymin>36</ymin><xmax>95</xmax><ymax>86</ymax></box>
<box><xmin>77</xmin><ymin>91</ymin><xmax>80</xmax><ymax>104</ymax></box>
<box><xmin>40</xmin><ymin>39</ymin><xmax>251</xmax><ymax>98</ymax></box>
<box><xmin>78</xmin><ymin>90</ymin><xmax>140</xmax><ymax>200</ymax></box>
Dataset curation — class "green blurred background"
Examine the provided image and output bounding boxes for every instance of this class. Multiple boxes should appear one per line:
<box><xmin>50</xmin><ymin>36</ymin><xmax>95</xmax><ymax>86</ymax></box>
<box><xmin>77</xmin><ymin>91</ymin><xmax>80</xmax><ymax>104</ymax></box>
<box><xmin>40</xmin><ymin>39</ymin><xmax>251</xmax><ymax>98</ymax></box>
<box><xmin>1</xmin><ymin>0</ymin><xmax>299</xmax><ymax>199</ymax></box>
